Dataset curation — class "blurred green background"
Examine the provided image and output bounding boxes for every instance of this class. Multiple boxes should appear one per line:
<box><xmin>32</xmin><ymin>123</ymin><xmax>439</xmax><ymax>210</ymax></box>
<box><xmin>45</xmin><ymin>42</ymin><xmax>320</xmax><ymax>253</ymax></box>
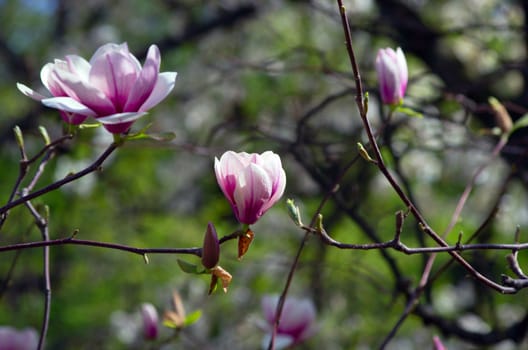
<box><xmin>1</xmin><ymin>0</ymin><xmax>528</xmax><ymax>349</ymax></box>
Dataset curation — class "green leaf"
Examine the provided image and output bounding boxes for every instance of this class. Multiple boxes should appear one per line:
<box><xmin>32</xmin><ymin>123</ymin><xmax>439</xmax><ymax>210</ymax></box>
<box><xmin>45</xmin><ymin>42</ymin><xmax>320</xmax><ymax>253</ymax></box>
<box><xmin>126</xmin><ymin>131</ymin><xmax>177</xmax><ymax>142</ymax></box>
<box><xmin>177</xmin><ymin>259</ymin><xmax>205</xmax><ymax>274</ymax></box>
<box><xmin>394</xmin><ymin>106</ymin><xmax>423</xmax><ymax>118</ymax></box>
<box><xmin>162</xmin><ymin>319</ymin><xmax>178</xmax><ymax>329</ymax></box>
<box><xmin>510</xmin><ymin>113</ymin><xmax>528</xmax><ymax>134</ymax></box>
<box><xmin>184</xmin><ymin>310</ymin><xmax>202</xmax><ymax>326</ymax></box>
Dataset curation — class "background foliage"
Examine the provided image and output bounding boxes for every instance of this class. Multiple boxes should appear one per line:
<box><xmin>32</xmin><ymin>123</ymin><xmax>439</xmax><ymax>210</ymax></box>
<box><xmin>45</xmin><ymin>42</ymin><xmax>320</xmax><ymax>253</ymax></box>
<box><xmin>1</xmin><ymin>0</ymin><xmax>528</xmax><ymax>349</ymax></box>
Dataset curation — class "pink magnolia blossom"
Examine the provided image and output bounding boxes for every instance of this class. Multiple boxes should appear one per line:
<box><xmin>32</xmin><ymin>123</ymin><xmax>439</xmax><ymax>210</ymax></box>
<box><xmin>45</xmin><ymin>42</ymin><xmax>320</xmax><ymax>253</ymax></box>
<box><xmin>0</xmin><ymin>326</ymin><xmax>39</xmax><ymax>350</ymax></box>
<box><xmin>433</xmin><ymin>335</ymin><xmax>447</xmax><ymax>350</ymax></box>
<box><xmin>140</xmin><ymin>303</ymin><xmax>159</xmax><ymax>341</ymax></box>
<box><xmin>214</xmin><ymin>151</ymin><xmax>286</xmax><ymax>225</ymax></box>
<box><xmin>261</xmin><ymin>295</ymin><xmax>317</xmax><ymax>349</ymax></box>
<box><xmin>375</xmin><ymin>47</ymin><xmax>408</xmax><ymax>105</ymax></box>
<box><xmin>17</xmin><ymin>43</ymin><xmax>177</xmax><ymax>134</ymax></box>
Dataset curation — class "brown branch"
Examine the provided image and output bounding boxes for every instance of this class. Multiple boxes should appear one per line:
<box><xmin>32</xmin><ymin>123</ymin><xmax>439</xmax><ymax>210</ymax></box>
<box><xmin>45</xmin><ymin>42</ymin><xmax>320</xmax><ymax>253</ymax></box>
<box><xmin>0</xmin><ymin>142</ymin><xmax>118</xmax><ymax>215</ymax></box>
<box><xmin>0</xmin><ymin>236</ymin><xmax>202</xmax><ymax>257</ymax></box>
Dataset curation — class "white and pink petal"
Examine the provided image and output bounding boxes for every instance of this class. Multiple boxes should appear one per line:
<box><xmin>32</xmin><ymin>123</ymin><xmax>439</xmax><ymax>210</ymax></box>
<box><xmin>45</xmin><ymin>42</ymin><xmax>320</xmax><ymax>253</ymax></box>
<box><xmin>138</xmin><ymin>71</ymin><xmax>177</xmax><ymax>112</ymax></box>
<box><xmin>124</xmin><ymin>45</ymin><xmax>161</xmax><ymax>112</ymax></box>
<box><xmin>42</xmin><ymin>96</ymin><xmax>97</xmax><ymax>117</ymax></box>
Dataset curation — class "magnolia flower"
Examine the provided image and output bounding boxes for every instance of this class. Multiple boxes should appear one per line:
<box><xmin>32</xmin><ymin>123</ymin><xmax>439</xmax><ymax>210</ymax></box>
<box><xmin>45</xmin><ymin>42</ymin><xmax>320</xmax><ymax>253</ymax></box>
<box><xmin>433</xmin><ymin>335</ymin><xmax>447</xmax><ymax>350</ymax></box>
<box><xmin>214</xmin><ymin>151</ymin><xmax>286</xmax><ymax>225</ymax></box>
<box><xmin>260</xmin><ymin>295</ymin><xmax>317</xmax><ymax>350</ymax></box>
<box><xmin>375</xmin><ymin>47</ymin><xmax>408</xmax><ymax>105</ymax></box>
<box><xmin>0</xmin><ymin>326</ymin><xmax>39</xmax><ymax>350</ymax></box>
<box><xmin>140</xmin><ymin>303</ymin><xmax>159</xmax><ymax>341</ymax></box>
<box><xmin>17</xmin><ymin>42</ymin><xmax>177</xmax><ymax>134</ymax></box>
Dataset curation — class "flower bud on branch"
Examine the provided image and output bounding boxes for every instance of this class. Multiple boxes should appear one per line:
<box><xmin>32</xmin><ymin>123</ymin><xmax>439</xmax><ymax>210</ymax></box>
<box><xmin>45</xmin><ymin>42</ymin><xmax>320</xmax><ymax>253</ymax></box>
<box><xmin>375</xmin><ymin>47</ymin><xmax>408</xmax><ymax>106</ymax></box>
<box><xmin>201</xmin><ymin>222</ymin><xmax>220</xmax><ymax>269</ymax></box>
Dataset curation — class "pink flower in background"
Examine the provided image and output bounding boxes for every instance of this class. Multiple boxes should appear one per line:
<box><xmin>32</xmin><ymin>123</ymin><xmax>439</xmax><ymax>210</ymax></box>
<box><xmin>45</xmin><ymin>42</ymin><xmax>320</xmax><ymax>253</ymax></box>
<box><xmin>0</xmin><ymin>326</ymin><xmax>39</xmax><ymax>350</ymax></box>
<box><xmin>17</xmin><ymin>43</ymin><xmax>177</xmax><ymax>134</ymax></box>
<box><xmin>433</xmin><ymin>335</ymin><xmax>447</xmax><ymax>350</ymax></box>
<box><xmin>375</xmin><ymin>47</ymin><xmax>408</xmax><ymax>105</ymax></box>
<box><xmin>261</xmin><ymin>295</ymin><xmax>317</xmax><ymax>349</ymax></box>
<box><xmin>140</xmin><ymin>303</ymin><xmax>159</xmax><ymax>341</ymax></box>
<box><xmin>214</xmin><ymin>151</ymin><xmax>286</xmax><ymax>225</ymax></box>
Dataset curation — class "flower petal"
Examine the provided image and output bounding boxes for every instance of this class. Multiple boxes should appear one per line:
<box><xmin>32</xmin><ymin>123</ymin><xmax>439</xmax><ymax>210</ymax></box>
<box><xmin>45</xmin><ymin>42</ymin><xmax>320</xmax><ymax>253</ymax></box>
<box><xmin>138</xmin><ymin>71</ymin><xmax>177</xmax><ymax>112</ymax></box>
<box><xmin>42</xmin><ymin>96</ymin><xmax>96</xmax><ymax>116</ymax></box>
<box><xmin>261</xmin><ymin>295</ymin><xmax>280</xmax><ymax>324</ymax></box>
<box><xmin>376</xmin><ymin>50</ymin><xmax>400</xmax><ymax>104</ymax></box>
<box><xmin>89</xmin><ymin>43</ymin><xmax>141</xmax><ymax>68</ymax></box>
<box><xmin>51</xmin><ymin>69</ymin><xmax>116</xmax><ymax>115</ymax></box>
<box><xmin>214</xmin><ymin>151</ymin><xmax>249</xmax><ymax>206</ymax></box>
<box><xmin>96</xmin><ymin>112</ymin><xmax>147</xmax><ymax>134</ymax></box>
<box><xmin>96</xmin><ymin>111</ymin><xmax>147</xmax><ymax>124</ymax></box>
<box><xmin>395</xmin><ymin>47</ymin><xmax>408</xmax><ymax>95</ymax></box>
<box><xmin>280</xmin><ymin>298</ymin><xmax>316</xmax><ymax>340</ymax></box>
<box><xmin>376</xmin><ymin>47</ymin><xmax>408</xmax><ymax>105</ymax></box>
<box><xmin>89</xmin><ymin>47</ymin><xmax>140</xmax><ymax>110</ymax></box>
<box><xmin>233</xmin><ymin>163</ymin><xmax>272</xmax><ymax>224</ymax></box>
<box><xmin>124</xmin><ymin>45</ymin><xmax>161</xmax><ymax>112</ymax></box>
<box><xmin>257</xmin><ymin>151</ymin><xmax>286</xmax><ymax>212</ymax></box>
<box><xmin>59</xmin><ymin>111</ymin><xmax>89</xmax><ymax>125</ymax></box>
<box><xmin>65</xmin><ymin>54</ymin><xmax>91</xmax><ymax>81</ymax></box>
<box><xmin>41</xmin><ymin>61</ymin><xmax>65</xmax><ymax>95</ymax></box>
<box><xmin>16</xmin><ymin>83</ymin><xmax>47</xmax><ymax>101</ymax></box>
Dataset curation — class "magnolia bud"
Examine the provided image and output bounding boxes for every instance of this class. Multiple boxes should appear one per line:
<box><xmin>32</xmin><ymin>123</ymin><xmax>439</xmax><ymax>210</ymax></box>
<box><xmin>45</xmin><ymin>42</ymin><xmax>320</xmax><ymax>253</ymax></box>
<box><xmin>376</xmin><ymin>47</ymin><xmax>408</xmax><ymax>105</ymax></box>
<box><xmin>13</xmin><ymin>126</ymin><xmax>25</xmax><ymax>150</ymax></box>
<box><xmin>201</xmin><ymin>222</ymin><xmax>220</xmax><ymax>269</ymax></box>
<box><xmin>489</xmin><ymin>97</ymin><xmax>512</xmax><ymax>134</ymax></box>
<box><xmin>141</xmin><ymin>303</ymin><xmax>159</xmax><ymax>340</ymax></box>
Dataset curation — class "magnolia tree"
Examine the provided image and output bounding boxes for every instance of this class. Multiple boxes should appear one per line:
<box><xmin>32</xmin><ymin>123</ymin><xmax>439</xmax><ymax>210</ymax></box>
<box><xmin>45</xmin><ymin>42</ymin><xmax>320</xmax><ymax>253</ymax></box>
<box><xmin>1</xmin><ymin>1</ymin><xmax>528</xmax><ymax>349</ymax></box>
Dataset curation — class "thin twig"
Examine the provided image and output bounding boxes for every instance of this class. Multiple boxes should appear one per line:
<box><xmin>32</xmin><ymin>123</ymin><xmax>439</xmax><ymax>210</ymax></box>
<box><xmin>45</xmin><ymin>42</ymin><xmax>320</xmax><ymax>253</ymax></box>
<box><xmin>0</xmin><ymin>134</ymin><xmax>74</xmax><ymax>228</ymax></box>
<box><xmin>0</xmin><ymin>142</ymin><xmax>118</xmax><ymax>215</ymax></box>
<box><xmin>0</xmin><ymin>237</ymin><xmax>202</xmax><ymax>256</ymax></box>
<box><xmin>25</xmin><ymin>202</ymin><xmax>51</xmax><ymax>350</ymax></box>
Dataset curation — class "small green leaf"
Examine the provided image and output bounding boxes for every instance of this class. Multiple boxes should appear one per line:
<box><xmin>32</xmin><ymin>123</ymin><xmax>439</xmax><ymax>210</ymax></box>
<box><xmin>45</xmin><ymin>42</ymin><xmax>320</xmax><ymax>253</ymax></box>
<box><xmin>184</xmin><ymin>310</ymin><xmax>202</xmax><ymax>326</ymax></box>
<box><xmin>177</xmin><ymin>259</ymin><xmax>205</xmax><ymax>274</ymax></box>
<box><xmin>510</xmin><ymin>113</ymin><xmax>528</xmax><ymax>134</ymax></box>
<box><xmin>162</xmin><ymin>319</ymin><xmax>178</xmax><ymax>328</ymax></box>
<box><xmin>394</xmin><ymin>106</ymin><xmax>423</xmax><ymax>118</ymax></box>
<box><xmin>126</xmin><ymin>131</ymin><xmax>177</xmax><ymax>142</ymax></box>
